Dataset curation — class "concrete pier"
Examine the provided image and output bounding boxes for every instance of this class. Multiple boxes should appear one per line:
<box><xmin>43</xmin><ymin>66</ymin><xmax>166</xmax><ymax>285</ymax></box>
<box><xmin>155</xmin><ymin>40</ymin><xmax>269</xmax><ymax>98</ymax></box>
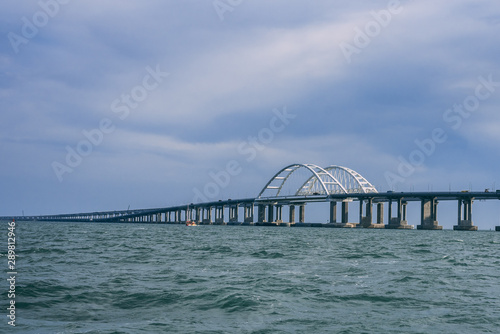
<box><xmin>229</xmin><ymin>205</ymin><xmax>238</xmax><ymax>223</ymax></box>
<box><xmin>267</xmin><ymin>204</ymin><xmax>274</xmax><ymax>223</ymax></box>
<box><xmin>417</xmin><ymin>198</ymin><xmax>443</xmax><ymax>230</ymax></box>
<box><xmin>377</xmin><ymin>203</ymin><xmax>384</xmax><ymax>224</ymax></box>
<box><xmin>386</xmin><ymin>199</ymin><xmax>413</xmax><ymax>229</ymax></box>
<box><xmin>454</xmin><ymin>198</ymin><xmax>478</xmax><ymax>231</ymax></box>
<box><xmin>329</xmin><ymin>201</ymin><xmax>337</xmax><ymax>223</ymax></box>
<box><xmin>202</xmin><ymin>207</ymin><xmax>213</xmax><ymax>225</ymax></box>
<box><xmin>196</xmin><ymin>208</ymin><xmax>202</xmax><ymax>224</ymax></box>
<box><xmin>299</xmin><ymin>204</ymin><xmax>305</xmax><ymax>223</ymax></box>
<box><xmin>289</xmin><ymin>205</ymin><xmax>296</xmax><ymax>224</ymax></box>
<box><xmin>258</xmin><ymin>204</ymin><xmax>265</xmax><ymax>223</ymax></box>
<box><xmin>254</xmin><ymin>203</ymin><xmax>294</xmax><ymax>226</ymax></box>
<box><xmin>214</xmin><ymin>206</ymin><xmax>225</xmax><ymax>225</ymax></box>
<box><xmin>341</xmin><ymin>201</ymin><xmax>348</xmax><ymax>224</ymax></box>
<box><xmin>359</xmin><ymin>198</ymin><xmax>384</xmax><ymax>228</ymax></box>
<box><xmin>276</xmin><ymin>205</ymin><xmax>283</xmax><ymax>223</ymax></box>
<box><xmin>325</xmin><ymin>200</ymin><xmax>357</xmax><ymax>228</ymax></box>
<box><xmin>244</xmin><ymin>204</ymin><xmax>254</xmax><ymax>223</ymax></box>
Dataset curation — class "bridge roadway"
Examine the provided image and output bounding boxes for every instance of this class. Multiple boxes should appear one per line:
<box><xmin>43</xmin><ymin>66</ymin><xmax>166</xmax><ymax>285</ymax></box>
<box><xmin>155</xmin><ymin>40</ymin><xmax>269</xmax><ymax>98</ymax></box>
<box><xmin>3</xmin><ymin>191</ymin><xmax>500</xmax><ymax>231</ymax></box>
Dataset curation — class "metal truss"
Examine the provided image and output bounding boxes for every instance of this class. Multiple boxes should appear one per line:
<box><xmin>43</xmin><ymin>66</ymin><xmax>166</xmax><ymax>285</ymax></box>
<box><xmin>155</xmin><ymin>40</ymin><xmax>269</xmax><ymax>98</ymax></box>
<box><xmin>323</xmin><ymin>165</ymin><xmax>378</xmax><ymax>194</ymax></box>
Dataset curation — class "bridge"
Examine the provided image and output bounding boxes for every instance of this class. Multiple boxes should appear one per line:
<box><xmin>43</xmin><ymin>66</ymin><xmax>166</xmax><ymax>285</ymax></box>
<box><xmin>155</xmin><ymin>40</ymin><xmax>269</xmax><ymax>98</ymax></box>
<box><xmin>3</xmin><ymin>163</ymin><xmax>500</xmax><ymax>231</ymax></box>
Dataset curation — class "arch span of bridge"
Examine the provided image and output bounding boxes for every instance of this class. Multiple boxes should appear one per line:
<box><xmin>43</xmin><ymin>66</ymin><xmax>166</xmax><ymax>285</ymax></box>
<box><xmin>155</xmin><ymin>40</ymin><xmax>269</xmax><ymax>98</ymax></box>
<box><xmin>4</xmin><ymin>163</ymin><xmax>500</xmax><ymax>231</ymax></box>
<box><xmin>257</xmin><ymin>163</ymin><xmax>377</xmax><ymax>199</ymax></box>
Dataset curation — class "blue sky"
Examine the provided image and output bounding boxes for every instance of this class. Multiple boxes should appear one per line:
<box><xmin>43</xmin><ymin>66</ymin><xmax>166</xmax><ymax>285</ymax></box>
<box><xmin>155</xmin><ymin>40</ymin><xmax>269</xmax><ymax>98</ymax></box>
<box><xmin>2</xmin><ymin>1</ymin><xmax>500</xmax><ymax>228</ymax></box>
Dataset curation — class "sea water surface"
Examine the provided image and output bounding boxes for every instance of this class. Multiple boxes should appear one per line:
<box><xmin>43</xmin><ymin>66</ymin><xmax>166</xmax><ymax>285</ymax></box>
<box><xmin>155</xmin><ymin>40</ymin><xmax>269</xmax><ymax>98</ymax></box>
<box><xmin>3</xmin><ymin>222</ymin><xmax>500</xmax><ymax>333</ymax></box>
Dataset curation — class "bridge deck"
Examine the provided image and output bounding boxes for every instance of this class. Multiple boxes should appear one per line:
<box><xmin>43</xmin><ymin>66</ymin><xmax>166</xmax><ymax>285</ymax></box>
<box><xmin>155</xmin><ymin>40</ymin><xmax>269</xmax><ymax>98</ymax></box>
<box><xmin>1</xmin><ymin>192</ymin><xmax>499</xmax><ymax>224</ymax></box>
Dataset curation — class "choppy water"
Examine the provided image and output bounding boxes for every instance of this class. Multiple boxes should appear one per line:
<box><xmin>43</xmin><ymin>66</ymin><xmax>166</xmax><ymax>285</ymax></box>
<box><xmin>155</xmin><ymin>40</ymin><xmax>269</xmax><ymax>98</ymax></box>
<box><xmin>2</xmin><ymin>222</ymin><xmax>500</xmax><ymax>333</ymax></box>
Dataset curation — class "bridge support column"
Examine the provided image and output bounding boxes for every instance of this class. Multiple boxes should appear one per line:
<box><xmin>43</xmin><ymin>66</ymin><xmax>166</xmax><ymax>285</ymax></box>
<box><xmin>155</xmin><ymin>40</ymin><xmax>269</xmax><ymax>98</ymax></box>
<box><xmin>244</xmin><ymin>204</ymin><xmax>254</xmax><ymax>224</ymax></box>
<box><xmin>359</xmin><ymin>200</ymin><xmax>364</xmax><ymax>224</ymax></box>
<box><xmin>276</xmin><ymin>205</ymin><xmax>283</xmax><ymax>223</ymax></box>
<box><xmin>417</xmin><ymin>198</ymin><xmax>443</xmax><ymax>230</ymax></box>
<box><xmin>377</xmin><ymin>203</ymin><xmax>384</xmax><ymax>224</ymax></box>
<box><xmin>267</xmin><ymin>204</ymin><xmax>274</xmax><ymax>223</ymax></box>
<box><xmin>299</xmin><ymin>205</ymin><xmax>305</xmax><ymax>223</ymax></box>
<box><xmin>203</xmin><ymin>207</ymin><xmax>213</xmax><ymax>225</ymax></box>
<box><xmin>326</xmin><ymin>201</ymin><xmax>355</xmax><ymax>228</ymax></box>
<box><xmin>187</xmin><ymin>208</ymin><xmax>193</xmax><ymax>222</ymax></box>
<box><xmin>454</xmin><ymin>198</ymin><xmax>477</xmax><ymax>231</ymax></box>
<box><xmin>196</xmin><ymin>208</ymin><xmax>202</xmax><ymax>223</ymax></box>
<box><xmin>341</xmin><ymin>201</ymin><xmax>349</xmax><ymax>224</ymax></box>
<box><xmin>258</xmin><ymin>204</ymin><xmax>266</xmax><ymax>223</ymax></box>
<box><xmin>215</xmin><ymin>206</ymin><xmax>225</xmax><ymax>225</ymax></box>
<box><xmin>289</xmin><ymin>205</ymin><xmax>295</xmax><ymax>224</ymax></box>
<box><xmin>229</xmin><ymin>205</ymin><xmax>239</xmax><ymax>224</ymax></box>
<box><xmin>386</xmin><ymin>199</ymin><xmax>413</xmax><ymax>229</ymax></box>
<box><xmin>329</xmin><ymin>201</ymin><xmax>337</xmax><ymax>223</ymax></box>
<box><xmin>359</xmin><ymin>198</ymin><xmax>383</xmax><ymax>228</ymax></box>
<box><xmin>336</xmin><ymin>200</ymin><xmax>356</xmax><ymax>227</ymax></box>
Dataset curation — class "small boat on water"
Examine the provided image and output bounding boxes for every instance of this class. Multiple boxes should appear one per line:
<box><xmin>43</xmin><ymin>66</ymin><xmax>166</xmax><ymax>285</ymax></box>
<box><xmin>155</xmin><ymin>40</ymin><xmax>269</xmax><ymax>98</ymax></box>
<box><xmin>186</xmin><ymin>221</ymin><xmax>197</xmax><ymax>226</ymax></box>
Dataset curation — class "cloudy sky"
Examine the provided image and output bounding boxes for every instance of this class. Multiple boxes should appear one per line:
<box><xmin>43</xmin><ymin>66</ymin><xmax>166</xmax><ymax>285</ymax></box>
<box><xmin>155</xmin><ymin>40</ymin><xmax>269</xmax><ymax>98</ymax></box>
<box><xmin>2</xmin><ymin>1</ymin><xmax>500</xmax><ymax>228</ymax></box>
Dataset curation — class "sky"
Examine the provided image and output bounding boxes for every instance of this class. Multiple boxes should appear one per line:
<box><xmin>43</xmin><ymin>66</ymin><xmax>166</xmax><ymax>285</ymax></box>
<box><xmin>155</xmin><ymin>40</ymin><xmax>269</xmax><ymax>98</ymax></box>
<box><xmin>1</xmin><ymin>0</ymin><xmax>500</xmax><ymax>229</ymax></box>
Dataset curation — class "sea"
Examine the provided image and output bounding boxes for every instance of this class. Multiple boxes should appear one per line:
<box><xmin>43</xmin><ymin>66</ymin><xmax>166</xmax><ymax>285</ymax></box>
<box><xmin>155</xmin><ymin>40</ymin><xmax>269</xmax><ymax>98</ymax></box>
<box><xmin>2</xmin><ymin>221</ymin><xmax>500</xmax><ymax>334</ymax></box>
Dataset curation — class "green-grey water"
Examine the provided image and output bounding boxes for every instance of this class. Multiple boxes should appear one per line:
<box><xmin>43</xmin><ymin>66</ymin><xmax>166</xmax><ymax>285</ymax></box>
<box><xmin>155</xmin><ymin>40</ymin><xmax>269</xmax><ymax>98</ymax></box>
<box><xmin>2</xmin><ymin>222</ymin><xmax>500</xmax><ymax>333</ymax></box>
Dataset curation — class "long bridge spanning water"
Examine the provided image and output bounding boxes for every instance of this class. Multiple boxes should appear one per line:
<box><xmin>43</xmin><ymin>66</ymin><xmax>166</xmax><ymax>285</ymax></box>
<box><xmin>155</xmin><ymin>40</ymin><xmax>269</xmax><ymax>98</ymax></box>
<box><xmin>4</xmin><ymin>163</ymin><xmax>500</xmax><ymax>231</ymax></box>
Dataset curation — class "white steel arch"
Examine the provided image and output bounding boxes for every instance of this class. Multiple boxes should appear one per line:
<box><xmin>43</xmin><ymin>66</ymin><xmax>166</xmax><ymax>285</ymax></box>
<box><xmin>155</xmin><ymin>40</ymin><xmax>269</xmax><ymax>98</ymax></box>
<box><xmin>323</xmin><ymin>165</ymin><xmax>378</xmax><ymax>194</ymax></box>
<box><xmin>257</xmin><ymin>163</ymin><xmax>348</xmax><ymax>199</ymax></box>
<box><xmin>257</xmin><ymin>163</ymin><xmax>377</xmax><ymax>199</ymax></box>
